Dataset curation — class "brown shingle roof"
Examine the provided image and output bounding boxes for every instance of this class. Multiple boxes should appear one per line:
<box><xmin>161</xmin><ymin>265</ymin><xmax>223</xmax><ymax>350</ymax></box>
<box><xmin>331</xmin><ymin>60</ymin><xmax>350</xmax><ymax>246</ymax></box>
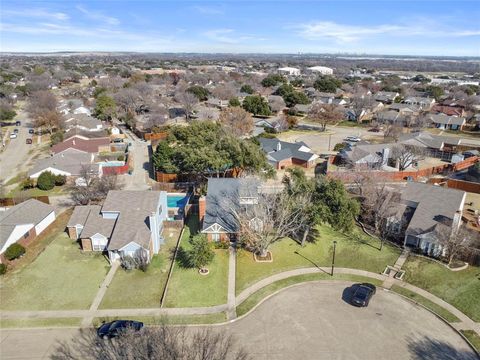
<box><xmin>51</xmin><ymin>135</ymin><xmax>110</xmax><ymax>154</ymax></box>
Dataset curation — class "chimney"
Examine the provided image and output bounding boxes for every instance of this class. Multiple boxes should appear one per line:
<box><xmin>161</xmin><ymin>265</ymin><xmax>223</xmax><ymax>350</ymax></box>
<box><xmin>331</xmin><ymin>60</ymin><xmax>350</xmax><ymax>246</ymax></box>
<box><xmin>198</xmin><ymin>196</ymin><xmax>206</xmax><ymax>223</ymax></box>
<box><xmin>276</xmin><ymin>141</ymin><xmax>281</xmax><ymax>151</ymax></box>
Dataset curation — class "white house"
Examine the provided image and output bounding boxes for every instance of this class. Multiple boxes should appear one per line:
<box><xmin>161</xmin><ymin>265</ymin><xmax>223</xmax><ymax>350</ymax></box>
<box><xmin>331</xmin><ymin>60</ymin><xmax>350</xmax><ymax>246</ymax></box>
<box><xmin>278</xmin><ymin>67</ymin><xmax>301</xmax><ymax>76</ymax></box>
<box><xmin>0</xmin><ymin>199</ymin><xmax>56</xmax><ymax>259</ymax></box>
<box><xmin>307</xmin><ymin>66</ymin><xmax>334</xmax><ymax>75</ymax></box>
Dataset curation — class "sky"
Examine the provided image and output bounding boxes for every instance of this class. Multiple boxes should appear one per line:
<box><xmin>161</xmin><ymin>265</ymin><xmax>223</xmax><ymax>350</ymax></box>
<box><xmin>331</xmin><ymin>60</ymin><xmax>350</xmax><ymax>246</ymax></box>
<box><xmin>1</xmin><ymin>1</ymin><xmax>479</xmax><ymax>56</ymax></box>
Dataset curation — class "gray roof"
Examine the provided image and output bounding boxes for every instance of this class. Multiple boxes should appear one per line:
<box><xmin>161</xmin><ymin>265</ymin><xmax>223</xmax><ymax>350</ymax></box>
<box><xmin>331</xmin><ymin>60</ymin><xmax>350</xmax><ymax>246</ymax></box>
<box><xmin>430</xmin><ymin>114</ymin><xmax>466</xmax><ymax>126</ymax></box>
<box><xmin>81</xmin><ymin>212</ymin><xmax>115</xmax><ymax>239</ymax></box>
<box><xmin>68</xmin><ymin>205</ymin><xmax>101</xmax><ymax>227</ymax></box>
<box><xmin>102</xmin><ymin>191</ymin><xmax>161</xmax><ymax>250</ymax></box>
<box><xmin>258</xmin><ymin>138</ymin><xmax>316</xmax><ymax>163</ymax></box>
<box><xmin>398</xmin><ymin>132</ymin><xmax>461</xmax><ymax>150</ymax></box>
<box><xmin>64</xmin><ymin>114</ymin><xmax>102</xmax><ymax>131</ymax></box>
<box><xmin>28</xmin><ymin>148</ymin><xmax>98</xmax><ymax>177</ymax></box>
<box><xmin>202</xmin><ymin>178</ymin><xmax>259</xmax><ymax>233</ymax></box>
<box><xmin>401</xmin><ymin>183</ymin><xmax>465</xmax><ymax>237</ymax></box>
<box><xmin>0</xmin><ymin>199</ymin><xmax>54</xmax><ymax>249</ymax></box>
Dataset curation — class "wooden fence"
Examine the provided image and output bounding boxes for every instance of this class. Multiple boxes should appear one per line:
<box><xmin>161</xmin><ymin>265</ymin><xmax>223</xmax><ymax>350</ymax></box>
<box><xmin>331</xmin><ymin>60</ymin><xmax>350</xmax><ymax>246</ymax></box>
<box><xmin>0</xmin><ymin>196</ymin><xmax>50</xmax><ymax>207</ymax></box>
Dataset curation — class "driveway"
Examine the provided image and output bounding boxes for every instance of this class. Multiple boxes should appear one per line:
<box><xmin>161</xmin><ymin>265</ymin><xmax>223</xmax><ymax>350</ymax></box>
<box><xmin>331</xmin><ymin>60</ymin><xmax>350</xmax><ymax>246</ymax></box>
<box><xmin>1</xmin><ymin>282</ymin><xmax>475</xmax><ymax>360</ymax></box>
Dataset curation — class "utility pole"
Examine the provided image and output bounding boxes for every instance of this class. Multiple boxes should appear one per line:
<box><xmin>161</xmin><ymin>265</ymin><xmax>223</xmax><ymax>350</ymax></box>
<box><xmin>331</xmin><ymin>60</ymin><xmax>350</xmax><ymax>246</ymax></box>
<box><xmin>331</xmin><ymin>240</ymin><xmax>337</xmax><ymax>276</ymax></box>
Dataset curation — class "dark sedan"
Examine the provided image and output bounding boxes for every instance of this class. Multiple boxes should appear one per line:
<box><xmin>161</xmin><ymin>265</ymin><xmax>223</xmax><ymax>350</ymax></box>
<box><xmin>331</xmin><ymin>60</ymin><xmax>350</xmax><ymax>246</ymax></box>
<box><xmin>351</xmin><ymin>283</ymin><xmax>376</xmax><ymax>307</ymax></box>
<box><xmin>97</xmin><ymin>320</ymin><xmax>144</xmax><ymax>339</ymax></box>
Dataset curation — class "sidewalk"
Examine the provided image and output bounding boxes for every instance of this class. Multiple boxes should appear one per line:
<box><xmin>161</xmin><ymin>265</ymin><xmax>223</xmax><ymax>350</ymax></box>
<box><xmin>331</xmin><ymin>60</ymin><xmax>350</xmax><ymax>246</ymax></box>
<box><xmin>226</xmin><ymin>244</ymin><xmax>237</xmax><ymax>320</ymax></box>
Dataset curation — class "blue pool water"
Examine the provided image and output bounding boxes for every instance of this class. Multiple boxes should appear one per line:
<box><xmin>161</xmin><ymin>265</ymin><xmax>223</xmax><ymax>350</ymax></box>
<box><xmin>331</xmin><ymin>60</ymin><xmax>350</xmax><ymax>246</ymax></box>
<box><xmin>167</xmin><ymin>195</ymin><xmax>189</xmax><ymax>208</ymax></box>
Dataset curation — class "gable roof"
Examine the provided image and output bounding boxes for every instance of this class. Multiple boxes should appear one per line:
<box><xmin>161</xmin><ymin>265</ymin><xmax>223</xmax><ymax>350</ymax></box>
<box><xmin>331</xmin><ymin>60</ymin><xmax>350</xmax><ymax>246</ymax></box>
<box><xmin>51</xmin><ymin>135</ymin><xmax>110</xmax><ymax>154</ymax></box>
<box><xmin>0</xmin><ymin>199</ymin><xmax>54</xmax><ymax>249</ymax></box>
<box><xmin>28</xmin><ymin>148</ymin><xmax>98</xmax><ymax>177</ymax></box>
<box><xmin>258</xmin><ymin>138</ymin><xmax>317</xmax><ymax>163</ymax></box>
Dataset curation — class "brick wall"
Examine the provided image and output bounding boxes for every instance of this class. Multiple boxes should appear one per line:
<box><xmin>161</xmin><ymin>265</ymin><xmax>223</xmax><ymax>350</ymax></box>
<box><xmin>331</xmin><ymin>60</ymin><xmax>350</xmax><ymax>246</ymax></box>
<box><xmin>66</xmin><ymin>226</ymin><xmax>77</xmax><ymax>240</ymax></box>
<box><xmin>198</xmin><ymin>196</ymin><xmax>206</xmax><ymax>223</ymax></box>
<box><xmin>81</xmin><ymin>238</ymin><xmax>92</xmax><ymax>251</ymax></box>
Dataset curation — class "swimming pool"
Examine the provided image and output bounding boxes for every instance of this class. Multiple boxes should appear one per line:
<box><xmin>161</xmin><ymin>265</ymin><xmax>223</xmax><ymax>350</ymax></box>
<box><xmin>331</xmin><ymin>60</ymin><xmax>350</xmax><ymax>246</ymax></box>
<box><xmin>167</xmin><ymin>194</ymin><xmax>189</xmax><ymax>208</ymax></box>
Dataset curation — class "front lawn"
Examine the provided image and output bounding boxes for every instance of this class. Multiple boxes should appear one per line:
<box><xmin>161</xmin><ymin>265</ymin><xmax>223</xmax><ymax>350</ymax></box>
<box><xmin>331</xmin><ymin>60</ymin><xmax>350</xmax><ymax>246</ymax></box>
<box><xmin>99</xmin><ymin>229</ymin><xmax>180</xmax><ymax>309</ymax></box>
<box><xmin>163</xmin><ymin>216</ymin><xmax>229</xmax><ymax>308</ymax></box>
<box><xmin>402</xmin><ymin>256</ymin><xmax>480</xmax><ymax>322</ymax></box>
<box><xmin>236</xmin><ymin>224</ymin><xmax>401</xmax><ymax>294</ymax></box>
<box><xmin>0</xmin><ymin>233</ymin><xmax>109</xmax><ymax>310</ymax></box>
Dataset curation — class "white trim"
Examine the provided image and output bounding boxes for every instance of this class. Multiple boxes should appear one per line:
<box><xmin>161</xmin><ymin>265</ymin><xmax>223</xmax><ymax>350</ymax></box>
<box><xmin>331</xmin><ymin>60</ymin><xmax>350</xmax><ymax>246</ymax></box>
<box><xmin>202</xmin><ymin>223</ymin><xmax>228</xmax><ymax>233</ymax></box>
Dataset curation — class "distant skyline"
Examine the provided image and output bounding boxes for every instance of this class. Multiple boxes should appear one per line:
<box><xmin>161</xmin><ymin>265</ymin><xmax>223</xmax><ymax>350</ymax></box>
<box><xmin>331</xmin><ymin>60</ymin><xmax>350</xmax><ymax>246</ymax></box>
<box><xmin>1</xmin><ymin>1</ymin><xmax>479</xmax><ymax>56</ymax></box>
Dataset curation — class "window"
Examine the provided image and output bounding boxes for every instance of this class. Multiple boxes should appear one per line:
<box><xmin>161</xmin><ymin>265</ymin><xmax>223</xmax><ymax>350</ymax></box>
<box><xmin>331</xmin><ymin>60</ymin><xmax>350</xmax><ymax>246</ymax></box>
<box><xmin>93</xmin><ymin>244</ymin><xmax>106</xmax><ymax>251</ymax></box>
<box><xmin>212</xmin><ymin>233</ymin><xmax>220</xmax><ymax>242</ymax></box>
<box><xmin>23</xmin><ymin>231</ymin><xmax>30</xmax><ymax>239</ymax></box>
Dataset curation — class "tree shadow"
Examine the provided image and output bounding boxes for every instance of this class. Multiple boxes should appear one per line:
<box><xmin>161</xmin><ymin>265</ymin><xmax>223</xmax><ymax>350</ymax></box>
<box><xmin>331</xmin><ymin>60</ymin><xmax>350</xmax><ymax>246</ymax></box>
<box><xmin>175</xmin><ymin>247</ymin><xmax>193</xmax><ymax>269</ymax></box>
<box><xmin>407</xmin><ymin>336</ymin><xmax>478</xmax><ymax>360</ymax></box>
<box><xmin>293</xmin><ymin>250</ymin><xmax>330</xmax><ymax>275</ymax></box>
<box><xmin>341</xmin><ymin>284</ymin><xmax>360</xmax><ymax>305</ymax></box>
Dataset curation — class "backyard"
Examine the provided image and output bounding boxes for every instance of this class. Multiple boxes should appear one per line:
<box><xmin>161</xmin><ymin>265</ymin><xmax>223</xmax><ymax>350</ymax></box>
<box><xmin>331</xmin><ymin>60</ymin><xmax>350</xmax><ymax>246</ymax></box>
<box><xmin>236</xmin><ymin>224</ymin><xmax>401</xmax><ymax>293</ymax></box>
<box><xmin>163</xmin><ymin>216</ymin><xmax>229</xmax><ymax>308</ymax></box>
<box><xmin>99</xmin><ymin>228</ymin><xmax>181</xmax><ymax>309</ymax></box>
<box><xmin>0</xmin><ymin>232</ymin><xmax>109</xmax><ymax>311</ymax></box>
<box><xmin>402</xmin><ymin>255</ymin><xmax>480</xmax><ymax>322</ymax></box>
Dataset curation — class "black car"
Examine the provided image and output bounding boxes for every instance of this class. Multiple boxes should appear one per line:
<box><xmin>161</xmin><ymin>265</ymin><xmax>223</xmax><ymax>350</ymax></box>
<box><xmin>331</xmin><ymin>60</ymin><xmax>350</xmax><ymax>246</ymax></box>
<box><xmin>13</xmin><ymin>128</ymin><xmax>19</xmax><ymax>133</ymax></box>
<box><xmin>28</xmin><ymin>129</ymin><xmax>35</xmax><ymax>134</ymax></box>
<box><xmin>97</xmin><ymin>320</ymin><xmax>144</xmax><ymax>339</ymax></box>
<box><xmin>16</xmin><ymin>121</ymin><xmax>21</xmax><ymax>126</ymax></box>
<box><xmin>351</xmin><ymin>283</ymin><xmax>376</xmax><ymax>307</ymax></box>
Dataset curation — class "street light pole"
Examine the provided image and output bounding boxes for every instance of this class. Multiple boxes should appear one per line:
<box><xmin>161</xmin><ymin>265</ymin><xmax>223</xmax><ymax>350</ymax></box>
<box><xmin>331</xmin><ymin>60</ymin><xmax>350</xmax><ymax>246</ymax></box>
<box><xmin>331</xmin><ymin>240</ymin><xmax>337</xmax><ymax>276</ymax></box>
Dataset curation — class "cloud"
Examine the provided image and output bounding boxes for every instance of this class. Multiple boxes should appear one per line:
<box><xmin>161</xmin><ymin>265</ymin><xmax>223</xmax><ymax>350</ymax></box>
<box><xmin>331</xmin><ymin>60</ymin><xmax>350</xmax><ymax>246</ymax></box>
<box><xmin>295</xmin><ymin>20</ymin><xmax>480</xmax><ymax>42</ymax></box>
<box><xmin>192</xmin><ymin>5</ymin><xmax>224</xmax><ymax>15</ymax></box>
<box><xmin>2</xmin><ymin>9</ymin><xmax>69</xmax><ymax>21</ymax></box>
<box><xmin>76</xmin><ymin>5</ymin><xmax>120</xmax><ymax>26</ymax></box>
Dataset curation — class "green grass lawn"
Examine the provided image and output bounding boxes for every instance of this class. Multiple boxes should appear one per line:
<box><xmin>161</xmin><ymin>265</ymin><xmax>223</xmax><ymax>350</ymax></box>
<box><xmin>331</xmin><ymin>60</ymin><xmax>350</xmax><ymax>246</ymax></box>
<box><xmin>0</xmin><ymin>318</ymin><xmax>82</xmax><ymax>328</ymax></box>
<box><xmin>460</xmin><ymin>330</ymin><xmax>480</xmax><ymax>352</ymax></box>
<box><xmin>0</xmin><ymin>233</ymin><xmax>109</xmax><ymax>311</ymax></box>
<box><xmin>99</xmin><ymin>230</ymin><xmax>180</xmax><ymax>309</ymax></box>
<box><xmin>164</xmin><ymin>216</ymin><xmax>229</xmax><ymax>308</ymax></box>
<box><xmin>390</xmin><ymin>285</ymin><xmax>460</xmax><ymax>323</ymax></box>
<box><xmin>94</xmin><ymin>313</ymin><xmax>226</xmax><ymax>326</ymax></box>
<box><xmin>7</xmin><ymin>185</ymin><xmax>67</xmax><ymax>198</ymax></box>
<box><xmin>402</xmin><ymin>256</ymin><xmax>480</xmax><ymax>322</ymax></box>
<box><xmin>236</xmin><ymin>224</ymin><xmax>401</xmax><ymax>294</ymax></box>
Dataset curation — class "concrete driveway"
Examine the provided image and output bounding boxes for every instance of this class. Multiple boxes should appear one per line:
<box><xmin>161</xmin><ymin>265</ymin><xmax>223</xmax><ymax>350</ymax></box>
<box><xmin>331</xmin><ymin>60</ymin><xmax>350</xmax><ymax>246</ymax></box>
<box><xmin>0</xmin><ymin>282</ymin><xmax>476</xmax><ymax>360</ymax></box>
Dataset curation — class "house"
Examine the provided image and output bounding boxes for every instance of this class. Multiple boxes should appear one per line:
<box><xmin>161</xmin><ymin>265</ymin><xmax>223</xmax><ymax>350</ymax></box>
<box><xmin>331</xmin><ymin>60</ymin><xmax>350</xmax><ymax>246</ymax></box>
<box><xmin>339</xmin><ymin>143</ymin><xmax>392</xmax><ymax>168</ymax></box>
<box><xmin>429</xmin><ymin>114</ymin><xmax>466</xmax><ymax>130</ymax></box>
<box><xmin>374</xmin><ymin>91</ymin><xmax>399</xmax><ymax>104</ymax></box>
<box><xmin>28</xmin><ymin>148</ymin><xmax>99</xmax><ymax>179</ymax></box>
<box><xmin>278</xmin><ymin>67</ymin><xmax>301</xmax><ymax>76</ymax></box>
<box><xmin>306</xmin><ymin>66</ymin><xmax>333</xmax><ymax>75</ymax></box>
<box><xmin>375</xmin><ymin>110</ymin><xmax>407</xmax><ymax>126</ymax></box>
<box><xmin>64</xmin><ymin>114</ymin><xmax>103</xmax><ymax>133</ymax></box>
<box><xmin>293</xmin><ymin>103</ymin><xmax>312</xmax><ymax>114</ymax></box>
<box><xmin>388</xmin><ymin>103</ymin><xmax>421</xmax><ymax>114</ymax></box>
<box><xmin>67</xmin><ymin>190</ymin><xmax>168</xmax><ymax>263</ymax></box>
<box><xmin>431</xmin><ymin>105</ymin><xmax>465</xmax><ymax>117</ymax></box>
<box><xmin>254</xmin><ymin>117</ymin><xmax>283</xmax><ymax>133</ymax></box>
<box><xmin>388</xmin><ymin>182</ymin><xmax>466</xmax><ymax>256</ymax></box>
<box><xmin>51</xmin><ymin>135</ymin><xmax>111</xmax><ymax>155</ymax></box>
<box><xmin>73</xmin><ymin>106</ymin><xmax>92</xmax><ymax>116</ymax></box>
<box><xmin>0</xmin><ymin>199</ymin><xmax>55</xmax><ymax>260</ymax></box>
<box><xmin>259</xmin><ymin>138</ymin><xmax>318</xmax><ymax>169</ymax></box>
<box><xmin>403</xmin><ymin>97</ymin><xmax>435</xmax><ymax>110</ymax></box>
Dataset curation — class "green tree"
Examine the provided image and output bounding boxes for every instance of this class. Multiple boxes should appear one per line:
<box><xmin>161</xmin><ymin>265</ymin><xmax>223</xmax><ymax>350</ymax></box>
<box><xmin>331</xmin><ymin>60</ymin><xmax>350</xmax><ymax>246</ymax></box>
<box><xmin>153</xmin><ymin>140</ymin><xmax>178</xmax><ymax>173</ymax></box>
<box><xmin>36</xmin><ymin>171</ymin><xmax>56</xmax><ymax>190</ymax></box>
<box><xmin>187</xmin><ymin>86</ymin><xmax>209</xmax><ymax>101</ymax></box>
<box><xmin>427</xmin><ymin>85</ymin><xmax>445</xmax><ymax>101</ymax></box>
<box><xmin>242</xmin><ymin>95</ymin><xmax>271</xmax><ymax>116</ymax></box>
<box><xmin>94</xmin><ymin>94</ymin><xmax>116</xmax><ymax>121</ymax></box>
<box><xmin>50</xmin><ymin>131</ymin><xmax>64</xmax><ymax>145</ymax></box>
<box><xmin>261</xmin><ymin>74</ymin><xmax>286</xmax><ymax>87</ymax></box>
<box><xmin>228</xmin><ymin>97</ymin><xmax>241</xmax><ymax>107</ymax></box>
<box><xmin>275</xmin><ymin>84</ymin><xmax>310</xmax><ymax>107</ymax></box>
<box><xmin>240</xmin><ymin>84</ymin><xmax>254</xmax><ymax>94</ymax></box>
<box><xmin>313</xmin><ymin>76</ymin><xmax>342</xmax><ymax>93</ymax></box>
<box><xmin>187</xmin><ymin>234</ymin><xmax>215</xmax><ymax>272</ymax></box>
<box><xmin>290</xmin><ymin>78</ymin><xmax>303</xmax><ymax>87</ymax></box>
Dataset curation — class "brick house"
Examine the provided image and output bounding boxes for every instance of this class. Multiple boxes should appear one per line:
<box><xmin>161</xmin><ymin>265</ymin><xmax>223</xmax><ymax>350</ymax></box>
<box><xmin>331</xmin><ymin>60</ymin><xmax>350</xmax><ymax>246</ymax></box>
<box><xmin>0</xmin><ymin>199</ymin><xmax>56</xmax><ymax>262</ymax></box>
<box><xmin>258</xmin><ymin>138</ymin><xmax>318</xmax><ymax>170</ymax></box>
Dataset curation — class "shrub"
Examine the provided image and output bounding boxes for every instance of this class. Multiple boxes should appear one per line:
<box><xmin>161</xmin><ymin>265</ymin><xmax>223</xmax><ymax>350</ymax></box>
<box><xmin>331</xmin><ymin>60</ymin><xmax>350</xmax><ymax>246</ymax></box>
<box><xmin>117</xmin><ymin>154</ymin><xmax>125</xmax><ymax>161</ymax></box>
<box><xmin>50</xmin><ymin>131</ymin><xmax>64</xmax><ymax>145</ymax></box>
<box><xmin>0</xmin><ymin>263</ymin><xmax>6</xmax><ymax>275</ymax></box>
<box><xmin>37</xmin><ymin>171</ymin><xmax>56</xmax><ymax>190</ymax></box>
<box><xmin>120</xmin><ymin>250</ymin><xmax>149</xmax><ymax>272</ymax></box>
<box><xmin>333</xmin><ymin>143</ymin><xmax>347</xmax><ymax>152</ymax></box>
<box><xmin>54</xmin><ymin>175</ymin><xmax>67</xmax><ymax>186</ymax></box>
<box><xmin>188</xmin><ymin>234</ymin><xmax>215</xmax><ymax>271</ymax></box>
<box><xmin>5</xmin><ymin>243</ymin><xmax>25</xmax><ymax>261</ymax></box>
<box><xmin>21</xmin><ymin>178</ymin><xmax>35</xmax><ymax>190</ymax></box>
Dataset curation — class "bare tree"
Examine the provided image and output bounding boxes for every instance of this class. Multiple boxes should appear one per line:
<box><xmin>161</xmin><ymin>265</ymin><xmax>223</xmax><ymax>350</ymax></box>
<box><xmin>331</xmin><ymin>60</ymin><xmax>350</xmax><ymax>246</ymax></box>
<box><xmin>175</xmin><ymin>91</ymin><xmax>198</xmax><ymax>121</ymax></box>
<box><xmin>211</xmin><ymin>82</ymin><xmax>237</xmax><ymax>100</ymax></box>
<box><xmin>383</xmin><ymin>123</ymin><xmax>403</xmax><ymax>142</ymax></box>
<box><xmin>27</xmin><ymin>90</ymin><xmax>63</xmax><ymax>133</ymax></box>
<box><xmin>390</xmin><ymin>144</ymin><xmax>424</xmax><ymax>171</ymax></box>
<box><xmin>219</xmin><ymin>107</ymin><xmax>253</xmax><ymax>136</ymax></box>
<box><xmin>350</xmin><ymin>92</ymin><xmax>374</xmax><ymax>123</ymax></box>
<box><xmin>438</xmin><ymin>224</ymin><xmax>480</xmax><ymax>266</ymax></box>
<box><xmin>233</xmin><ymin>190</ymin><xmax>311</xmax><ymax>257</ymax></box>
<box><xmin>71</xmin><ymin>166</ymin><xmax>121</xmax><ymax>205</ymax></box>
<box><xmin>145</xmin><ymin>106</ymin><xmax>168</xmax><ymax>130</ymax></box>
<box><xmin>307</xmin><ymin>102</ymin><xmax>343</xmax><ymax>131</ymax></box>
<box><xmin>51</xmin><ymin>324</ymin><xmax>249</xmax><ymax>360</ymax></box>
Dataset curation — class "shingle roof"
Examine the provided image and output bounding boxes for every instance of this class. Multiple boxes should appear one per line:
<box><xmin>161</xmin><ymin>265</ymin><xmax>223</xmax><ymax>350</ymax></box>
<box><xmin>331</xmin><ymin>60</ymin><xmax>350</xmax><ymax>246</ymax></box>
<box><xmin>68</xmin><ymin>205</ymin><xmax>101</xmax><ymax>227</ymax></box>
<box><xmin>0</xmin><ymin>199</ymin><xmax>54</xmax><ymax>249</ymax></box>
<box><xmin>401</xmin><ymin>183</ymin><xmax>465</xmax><ymax>237</ymax></box>
<box><xmin>64</xmin><ymin>113</ymin><xmax>102</xmax><ymax>131</ymax></box>
<box><xmin>258</xmin><ymin>138</ymin><xmax>316</xmax><ymax>163</ymax></box>
<box><xmin>28</xmin><ymin>148</ymin><xmax>98</xmax><ymax>177</ymax></box>
<box><xmin>51</xmin><ymin>135</ymin><xmax>110</xmax><ymax>154</ymax></box>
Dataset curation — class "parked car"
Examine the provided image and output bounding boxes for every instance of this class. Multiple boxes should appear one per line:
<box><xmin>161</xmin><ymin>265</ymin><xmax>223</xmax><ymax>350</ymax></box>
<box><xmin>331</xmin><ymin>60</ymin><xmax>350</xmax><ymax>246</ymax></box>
<box><xmin>28</xmin><ymin>129</ymin><xmax>35</xmax><ymax>134</ymax></box>
<box><xmin>9</xmin><ymin>133</ymin><xmax>17</xmax><ymax>139</ymax></box>
<box><xmin>26</xmin><ymin>138</ymin><xmax>32</xmax><ymax>144</ymax></box>
<box><xmin>97</xmin><ymin>320</ymin><xmax>144</xmax><ymax>339</ymax></box>
<box><xmin>15</xmin><ymin>121</ymin><xmax>21</xmax><ymax>126</ymax></box>
<box><xmin>368</xmin><ymin>128</ymin><xmax>380</xmax><ymax>132</ymax></box>
<box><xmin>13</xmin><ymin>128</ymin><xmax>19</xmax><ymax>133</ymax></box>
<box><xmin>345</xmin><ymin>136</ymin><xmax>361</xmax><ymax>142</ymax></box>
<box><xmin>351</xmin><ymin>283</ymin><xmax>376</xmax><ymax>307</ymax></box>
